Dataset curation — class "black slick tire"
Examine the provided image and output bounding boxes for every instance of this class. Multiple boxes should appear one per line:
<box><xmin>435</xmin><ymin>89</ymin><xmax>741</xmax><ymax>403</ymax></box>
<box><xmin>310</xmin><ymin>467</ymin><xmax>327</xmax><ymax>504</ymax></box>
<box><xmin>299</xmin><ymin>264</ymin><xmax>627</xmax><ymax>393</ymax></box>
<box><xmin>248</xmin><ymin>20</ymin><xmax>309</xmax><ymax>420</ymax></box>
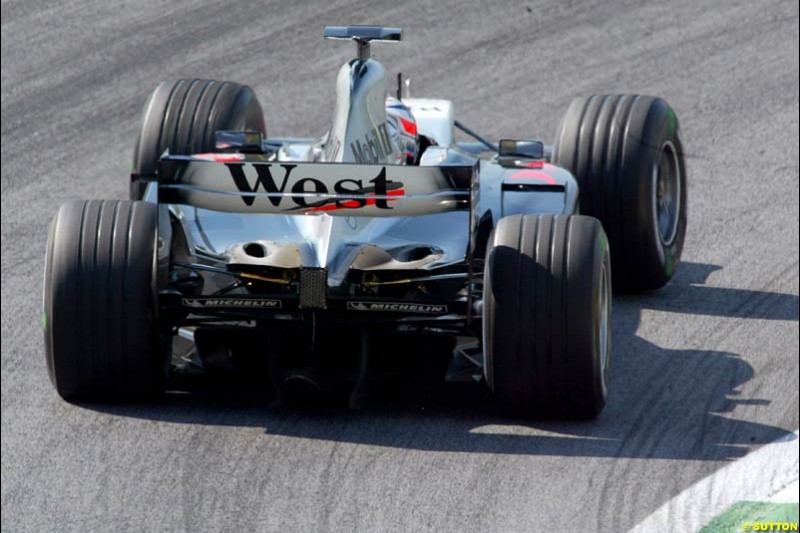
<box><xmin>483</xmin><ymin>214</ymin><xmax>612</xmax><ymax>418</ymax></box>
<box><xmin>130</xmin><ymin>79</ymin><xmax>265</xmax><ymax>199</ymax></box>
<box><xmin>553</xmin><ymin>94</ymin><xmax>687</xmax><ymax>290</ymax></box>
<box><xmin>43</xmin><ymin>200</ymin><xmax>164</xmax><ymax>400</ymax></box>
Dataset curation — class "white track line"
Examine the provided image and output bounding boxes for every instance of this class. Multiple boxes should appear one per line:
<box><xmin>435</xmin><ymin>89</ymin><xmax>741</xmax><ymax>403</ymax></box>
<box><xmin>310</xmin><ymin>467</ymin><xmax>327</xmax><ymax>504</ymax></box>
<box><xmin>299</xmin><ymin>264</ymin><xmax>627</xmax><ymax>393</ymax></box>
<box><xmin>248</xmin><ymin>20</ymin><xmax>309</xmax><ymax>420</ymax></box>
<box><xmin>769</xmin><ymin>480</ymin><xmax>799</xmax><ymax>504</ymax></box>
<box><xmin>628</xmin><ymin>430</ymin><xmax>799</xmax><ymax>533</ymax></box>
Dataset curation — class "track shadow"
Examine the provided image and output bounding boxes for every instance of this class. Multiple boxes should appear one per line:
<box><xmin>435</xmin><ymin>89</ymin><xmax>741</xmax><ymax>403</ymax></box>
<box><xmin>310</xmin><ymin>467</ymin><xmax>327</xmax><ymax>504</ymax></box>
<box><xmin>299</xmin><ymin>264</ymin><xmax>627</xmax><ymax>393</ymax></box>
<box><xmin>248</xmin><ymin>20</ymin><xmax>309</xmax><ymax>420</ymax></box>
<box><xmin>629</xmin><ymin>262</ymin><xmax>799</xmax><ymax>321</ymax></box>
<box><xmin>88</xmin><ymin>262</ymin><xmax>797</xmax><ymax>461</ymax></box>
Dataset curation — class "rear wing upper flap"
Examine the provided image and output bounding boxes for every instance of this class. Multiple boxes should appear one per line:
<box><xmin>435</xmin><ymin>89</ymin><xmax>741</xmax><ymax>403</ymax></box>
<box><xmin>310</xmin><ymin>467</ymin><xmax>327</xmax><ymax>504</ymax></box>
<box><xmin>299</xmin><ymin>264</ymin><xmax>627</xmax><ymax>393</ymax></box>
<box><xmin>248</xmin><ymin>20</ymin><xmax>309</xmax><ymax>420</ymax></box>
<box><xmin>157</xmin><ymin>154</ymin><xmax>476</xmax><ymax>217</ymax></box>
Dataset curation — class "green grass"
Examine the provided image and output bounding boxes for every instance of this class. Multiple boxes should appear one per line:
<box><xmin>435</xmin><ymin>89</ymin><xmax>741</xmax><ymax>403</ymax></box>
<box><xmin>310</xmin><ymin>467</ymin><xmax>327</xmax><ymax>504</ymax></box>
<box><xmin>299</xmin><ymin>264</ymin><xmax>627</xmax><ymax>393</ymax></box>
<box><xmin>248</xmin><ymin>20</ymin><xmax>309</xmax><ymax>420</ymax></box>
<box><xmin>698</xmin><ymin>501</ymin><xmax>799</xmax><ymax>533</ymax></box>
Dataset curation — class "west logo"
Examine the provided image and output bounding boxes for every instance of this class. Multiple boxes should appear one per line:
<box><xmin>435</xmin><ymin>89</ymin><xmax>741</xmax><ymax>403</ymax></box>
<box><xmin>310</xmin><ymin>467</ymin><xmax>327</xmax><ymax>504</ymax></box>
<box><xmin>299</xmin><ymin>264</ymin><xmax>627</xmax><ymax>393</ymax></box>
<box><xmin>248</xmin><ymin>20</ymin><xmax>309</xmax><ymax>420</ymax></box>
<box><xmin>226</xmin><ymin>164</ymin><xmax>402</xmax><ymax>210</ymax></box>
<box><xmin>226</xmin><ymin>163</ymin><xmax>298</xmax><ymax>207</ymax></box>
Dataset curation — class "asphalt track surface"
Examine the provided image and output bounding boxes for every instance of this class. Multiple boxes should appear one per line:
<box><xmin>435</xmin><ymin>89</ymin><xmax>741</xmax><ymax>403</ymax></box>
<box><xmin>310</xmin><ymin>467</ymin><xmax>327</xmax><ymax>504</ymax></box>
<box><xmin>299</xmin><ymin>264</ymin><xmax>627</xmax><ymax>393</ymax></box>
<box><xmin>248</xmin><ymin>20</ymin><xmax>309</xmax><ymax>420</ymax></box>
<box><xmin>2</xmin><ymin>1</ymin><xmax>798</xmax><ymax>531</ymax></box>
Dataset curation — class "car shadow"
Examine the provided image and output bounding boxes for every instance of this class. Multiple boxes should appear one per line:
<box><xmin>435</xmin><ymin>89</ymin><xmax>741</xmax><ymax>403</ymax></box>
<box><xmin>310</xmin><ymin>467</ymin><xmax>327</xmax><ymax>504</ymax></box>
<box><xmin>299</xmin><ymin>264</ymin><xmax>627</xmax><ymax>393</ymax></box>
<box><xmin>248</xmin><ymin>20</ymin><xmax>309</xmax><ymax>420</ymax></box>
<box><xmin>87</xmin><ymin>262</ymin><xmax>798</xmax><ymax>461</ymax></box>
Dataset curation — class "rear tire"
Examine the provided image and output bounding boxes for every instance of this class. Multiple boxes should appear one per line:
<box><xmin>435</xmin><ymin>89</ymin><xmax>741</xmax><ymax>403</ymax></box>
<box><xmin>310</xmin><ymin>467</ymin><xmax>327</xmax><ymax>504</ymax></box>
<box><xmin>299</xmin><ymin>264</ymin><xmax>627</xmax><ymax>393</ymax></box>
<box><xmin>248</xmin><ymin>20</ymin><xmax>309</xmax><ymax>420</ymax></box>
<box><xmin>553</xmin><ymin>94</ymin><xmax>686</xmax><ymax>290</ymax></box>
<box><xmin>483</xmin><ymin>214</ymin><xmax>611</xmax><ymax>418</ymax></box>
<box><xmin>43</xmin><ymin>200</ymin><xmax>165</xmax><ymax>400</ymax></box>
<box><xmin>131</xmin><ymin>79</ymin><xmax>266</xmax><ymax>200</ymax></box>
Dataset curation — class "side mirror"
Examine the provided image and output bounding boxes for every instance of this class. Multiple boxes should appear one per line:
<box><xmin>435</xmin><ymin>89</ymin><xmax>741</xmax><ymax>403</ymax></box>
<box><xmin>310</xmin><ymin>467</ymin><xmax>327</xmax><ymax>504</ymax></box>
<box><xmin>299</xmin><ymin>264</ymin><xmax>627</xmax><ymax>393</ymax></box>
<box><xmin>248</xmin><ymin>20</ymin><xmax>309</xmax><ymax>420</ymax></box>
<box><xmin>498</xmin><ymin>139</ymin><xmax>544</xmax><ymax>159</ymax></box>
<box><xmin>215</xmin><ymin>131</ymin><xmax>264</xmax><ymax>153</ymax></box>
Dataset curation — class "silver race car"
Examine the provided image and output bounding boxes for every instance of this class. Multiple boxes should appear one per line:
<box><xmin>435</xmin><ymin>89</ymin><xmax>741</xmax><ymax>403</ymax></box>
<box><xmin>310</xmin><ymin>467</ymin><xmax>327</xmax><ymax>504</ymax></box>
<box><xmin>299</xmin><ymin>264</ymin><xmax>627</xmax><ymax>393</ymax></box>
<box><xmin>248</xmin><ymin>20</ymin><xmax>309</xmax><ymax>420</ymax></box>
<box><xmin>43</xmin><ymin>26</ymin><xmax>687</xmax><ymax>418</ymax></box>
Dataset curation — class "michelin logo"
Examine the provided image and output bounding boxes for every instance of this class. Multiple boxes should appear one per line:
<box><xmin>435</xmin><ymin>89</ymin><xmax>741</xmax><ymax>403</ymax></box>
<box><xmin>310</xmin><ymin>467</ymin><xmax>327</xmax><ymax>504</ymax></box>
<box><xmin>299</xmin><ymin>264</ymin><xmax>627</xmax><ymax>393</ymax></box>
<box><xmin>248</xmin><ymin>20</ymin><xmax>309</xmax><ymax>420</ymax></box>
<box><xmin>347</xmin><ymin>301</ymin><xmax>448</xmax><ymax>314</ymax></box>
<box><xmin>182</xmin><ymin>298</ymin><xmax>282</xmax><ymax>309</ymax></box>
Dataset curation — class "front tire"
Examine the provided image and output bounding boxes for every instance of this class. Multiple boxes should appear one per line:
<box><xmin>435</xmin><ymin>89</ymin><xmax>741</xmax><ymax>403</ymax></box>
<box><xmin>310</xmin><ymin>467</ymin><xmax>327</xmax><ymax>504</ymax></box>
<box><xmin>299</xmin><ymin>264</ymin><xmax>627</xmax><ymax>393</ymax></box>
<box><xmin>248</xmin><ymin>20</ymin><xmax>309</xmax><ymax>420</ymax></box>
<box><xmin>43</xmin><ymin>200</ymin><xmax>165</xmax><ymax>400</ymax></box>
<box><xmin>130</xmin><ymin>79</ymin><xmax>266</xmax><ymax>200</ymax></box>
<box><xmin>553</xmin><ymin>94</ymin><xmax>687</xmax><ymax>290</ymax></box>
<box><xmin>483</xmin><ymin>214</ymin><xmax>611</xmax><ymax>418</ymax></box>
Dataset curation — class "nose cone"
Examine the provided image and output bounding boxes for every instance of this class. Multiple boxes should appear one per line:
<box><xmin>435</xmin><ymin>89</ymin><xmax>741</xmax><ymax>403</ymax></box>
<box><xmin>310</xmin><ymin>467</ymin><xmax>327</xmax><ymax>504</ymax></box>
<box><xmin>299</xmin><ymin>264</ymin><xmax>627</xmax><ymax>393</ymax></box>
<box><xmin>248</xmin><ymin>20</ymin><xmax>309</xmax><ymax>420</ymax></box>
<box><xmin>323</xmin><ymin>59</ymin><xmax>401</xmax><ymax>164</ymax></box>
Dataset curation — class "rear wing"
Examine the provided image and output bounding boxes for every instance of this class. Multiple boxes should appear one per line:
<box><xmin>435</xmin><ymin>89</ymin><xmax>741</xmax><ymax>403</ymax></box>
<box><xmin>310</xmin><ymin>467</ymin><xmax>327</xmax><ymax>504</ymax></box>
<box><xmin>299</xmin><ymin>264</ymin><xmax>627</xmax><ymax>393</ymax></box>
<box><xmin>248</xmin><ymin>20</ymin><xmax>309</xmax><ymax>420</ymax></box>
<box><xmin>157</xmin><ymin>154</ymin><xmax>476</xmax><ymax>217</ymax></box>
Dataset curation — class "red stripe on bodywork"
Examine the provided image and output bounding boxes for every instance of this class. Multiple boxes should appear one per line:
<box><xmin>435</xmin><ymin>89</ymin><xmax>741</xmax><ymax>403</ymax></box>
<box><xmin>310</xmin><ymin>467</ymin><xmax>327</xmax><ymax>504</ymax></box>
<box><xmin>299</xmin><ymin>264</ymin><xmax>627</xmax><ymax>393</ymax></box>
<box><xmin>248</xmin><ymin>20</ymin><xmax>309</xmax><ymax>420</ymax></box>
<box><xmin>509</xmin><ymin>170</ymin><xmax>558</xmax><ymax>185</ymax></box>
<box><xmin>303</xmin><ymin>188</ymin><xmax>406</xmax><ymax>213</ymax></box>
<box><xmin>193</xmin><ymin>153</ymin><xmax>246</xmax><ymax>162</ymax></box>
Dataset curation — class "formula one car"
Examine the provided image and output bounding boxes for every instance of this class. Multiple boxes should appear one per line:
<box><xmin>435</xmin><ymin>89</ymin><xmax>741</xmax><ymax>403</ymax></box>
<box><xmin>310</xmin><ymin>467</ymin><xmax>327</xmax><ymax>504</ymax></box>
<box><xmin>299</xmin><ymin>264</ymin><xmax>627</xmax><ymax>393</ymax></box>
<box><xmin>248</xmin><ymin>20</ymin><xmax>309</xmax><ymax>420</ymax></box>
<box><xmin>43</xmin><ymin>26</ymin><xmax>686</xmax><ymax>418</ymax></box>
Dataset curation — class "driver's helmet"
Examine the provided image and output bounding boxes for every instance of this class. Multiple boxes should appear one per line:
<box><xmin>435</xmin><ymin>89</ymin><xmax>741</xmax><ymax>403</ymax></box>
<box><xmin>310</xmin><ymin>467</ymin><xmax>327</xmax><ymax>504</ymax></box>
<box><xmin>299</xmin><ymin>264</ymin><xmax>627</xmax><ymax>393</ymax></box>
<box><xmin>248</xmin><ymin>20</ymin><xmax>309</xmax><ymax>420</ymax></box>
<box><xmin>385</xmin><ymin>97</ymin><xmax>418</xmax><ymax>165</ymax></box>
